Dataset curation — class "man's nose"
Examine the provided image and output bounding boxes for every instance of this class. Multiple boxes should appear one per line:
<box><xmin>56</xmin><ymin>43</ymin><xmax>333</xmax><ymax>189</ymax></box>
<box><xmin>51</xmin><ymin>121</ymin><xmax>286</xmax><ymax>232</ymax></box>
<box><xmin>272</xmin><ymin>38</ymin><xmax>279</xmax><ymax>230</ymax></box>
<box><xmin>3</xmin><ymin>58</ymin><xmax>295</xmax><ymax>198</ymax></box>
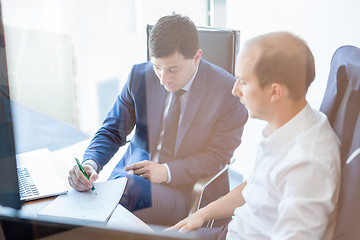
<box><xmin>232</xmin><ymin>79</ymin><xmax>243</xmax><ymax>97</ymax></box>
<box><xmin>159</xmin><ymin>70</ymin><xmax>170</xmax><ymax>85</ymax></box>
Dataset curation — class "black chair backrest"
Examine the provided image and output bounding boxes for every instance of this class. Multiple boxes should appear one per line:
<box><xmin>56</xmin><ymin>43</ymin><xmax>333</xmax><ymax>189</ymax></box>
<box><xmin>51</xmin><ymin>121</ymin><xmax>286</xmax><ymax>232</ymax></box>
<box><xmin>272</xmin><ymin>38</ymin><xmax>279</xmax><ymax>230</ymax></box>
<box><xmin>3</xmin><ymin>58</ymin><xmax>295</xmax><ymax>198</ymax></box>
<box><xmin>146</xmin><ymin>25</ymin><xmax>240</xmax><ymax>76</ymax></box>
<box><xmin>319</xmin><ymin>45</ymin><xmax>360</xmax><ymax>239</ymax></box>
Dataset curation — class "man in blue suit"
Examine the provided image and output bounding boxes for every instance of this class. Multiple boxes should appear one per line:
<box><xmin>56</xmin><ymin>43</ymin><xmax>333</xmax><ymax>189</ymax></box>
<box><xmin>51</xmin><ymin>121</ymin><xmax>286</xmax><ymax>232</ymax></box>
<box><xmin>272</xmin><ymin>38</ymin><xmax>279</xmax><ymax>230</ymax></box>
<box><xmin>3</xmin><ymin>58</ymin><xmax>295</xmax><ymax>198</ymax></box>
<box><xmin>68</xmin><ymin>14</ymin><xmax>247</xmax><ymax>226</ymax></box>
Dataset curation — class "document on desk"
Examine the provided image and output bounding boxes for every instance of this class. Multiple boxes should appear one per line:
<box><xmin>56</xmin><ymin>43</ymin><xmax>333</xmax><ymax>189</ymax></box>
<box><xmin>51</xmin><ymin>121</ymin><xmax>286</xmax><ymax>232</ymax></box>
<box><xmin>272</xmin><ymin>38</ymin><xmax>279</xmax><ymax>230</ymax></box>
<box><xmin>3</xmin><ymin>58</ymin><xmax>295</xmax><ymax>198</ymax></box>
<box><xmin>38</xmin><ymin>177</ymin><xmax>127</xmax><ymax>223</ymax></box>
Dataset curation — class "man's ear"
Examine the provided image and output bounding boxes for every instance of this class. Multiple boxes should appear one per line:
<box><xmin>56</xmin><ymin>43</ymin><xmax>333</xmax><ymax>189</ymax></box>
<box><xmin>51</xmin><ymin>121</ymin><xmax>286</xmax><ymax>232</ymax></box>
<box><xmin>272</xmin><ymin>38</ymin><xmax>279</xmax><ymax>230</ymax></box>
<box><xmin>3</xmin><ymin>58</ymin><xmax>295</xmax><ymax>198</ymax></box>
<box><xmin>194</xmin><ymin>49</ymin><xmax>202</xmax><ymax>65</ymax></box>
<box><xmin>269</xmin><ymin>83</ymin><xmax>285</xmax><ymax>102</ymax></box>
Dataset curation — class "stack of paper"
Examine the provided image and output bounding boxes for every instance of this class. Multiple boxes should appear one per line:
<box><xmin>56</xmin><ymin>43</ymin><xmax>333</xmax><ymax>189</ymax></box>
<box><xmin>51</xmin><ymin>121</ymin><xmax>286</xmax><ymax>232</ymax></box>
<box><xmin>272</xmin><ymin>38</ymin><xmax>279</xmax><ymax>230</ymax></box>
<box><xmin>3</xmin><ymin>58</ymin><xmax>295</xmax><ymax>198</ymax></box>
<box><xmin>38</xmin><ymin>177</ymin><xmax>127</xmax><ymax>223</ymax></box>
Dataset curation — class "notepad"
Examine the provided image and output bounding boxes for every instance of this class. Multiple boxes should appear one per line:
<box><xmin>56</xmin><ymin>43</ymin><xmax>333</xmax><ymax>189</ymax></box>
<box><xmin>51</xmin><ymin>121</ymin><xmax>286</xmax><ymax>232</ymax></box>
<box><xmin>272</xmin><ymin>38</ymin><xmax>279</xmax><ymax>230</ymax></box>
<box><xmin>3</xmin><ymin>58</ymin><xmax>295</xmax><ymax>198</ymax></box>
<box><xmin>38</xmin><ymin>177</ymin><xmax>127</xmax><ymax>223</ymax></box>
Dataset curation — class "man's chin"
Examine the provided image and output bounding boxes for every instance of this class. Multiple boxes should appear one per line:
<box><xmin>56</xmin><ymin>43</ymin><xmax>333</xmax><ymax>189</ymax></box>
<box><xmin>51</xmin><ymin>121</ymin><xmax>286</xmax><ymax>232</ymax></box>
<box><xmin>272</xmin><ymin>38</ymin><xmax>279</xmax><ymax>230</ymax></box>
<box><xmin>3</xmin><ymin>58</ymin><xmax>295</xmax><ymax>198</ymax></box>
<box><xmin>247</xmin><ymin>110</ymin><xmax>257</xmax><ymax>119</ymax></box>
<box><xmin>165</xmin><ymin>85</ymin><xmax>178</xmax><ymax>92</ymax></box>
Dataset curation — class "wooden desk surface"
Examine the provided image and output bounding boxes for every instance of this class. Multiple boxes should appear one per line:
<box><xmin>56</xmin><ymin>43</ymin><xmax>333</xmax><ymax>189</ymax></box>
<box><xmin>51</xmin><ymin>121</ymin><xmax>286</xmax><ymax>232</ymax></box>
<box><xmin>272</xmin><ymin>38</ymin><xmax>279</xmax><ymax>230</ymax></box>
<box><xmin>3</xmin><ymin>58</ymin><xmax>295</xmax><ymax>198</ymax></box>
<box><xmin>1</xmin><ymin>143</ymin><xmax>198</xmax><ymax>239</ymax></box>
<box><xmin>17</xmin><ymin>143</ymin><xmax>153</xmax><ymax>234</ymax></box>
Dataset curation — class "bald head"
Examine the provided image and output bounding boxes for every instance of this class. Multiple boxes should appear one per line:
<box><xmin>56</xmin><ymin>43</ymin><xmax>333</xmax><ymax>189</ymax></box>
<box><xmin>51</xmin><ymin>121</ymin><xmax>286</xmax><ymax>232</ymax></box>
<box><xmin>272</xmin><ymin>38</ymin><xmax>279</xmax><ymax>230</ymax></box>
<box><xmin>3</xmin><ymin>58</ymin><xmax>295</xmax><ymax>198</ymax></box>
<box><xmin>243</xmin><ymin>32</ymin><xmax>315</xmax><ymax>100</ymax></box>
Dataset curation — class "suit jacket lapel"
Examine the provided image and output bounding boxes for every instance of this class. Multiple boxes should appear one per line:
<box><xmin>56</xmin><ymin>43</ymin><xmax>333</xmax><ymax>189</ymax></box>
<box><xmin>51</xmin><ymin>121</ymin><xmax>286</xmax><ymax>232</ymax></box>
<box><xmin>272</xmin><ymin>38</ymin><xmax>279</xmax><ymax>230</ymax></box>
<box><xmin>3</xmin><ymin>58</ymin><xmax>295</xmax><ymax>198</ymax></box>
<box><xmin>146</xmin><ymin>67</ymin><xmax>166</xmax><ymax>156</ymax></box>
<box><xmin>175</xmin><ymin>60</ymin><xmax>208</xmax><ymax>155</ymax></box>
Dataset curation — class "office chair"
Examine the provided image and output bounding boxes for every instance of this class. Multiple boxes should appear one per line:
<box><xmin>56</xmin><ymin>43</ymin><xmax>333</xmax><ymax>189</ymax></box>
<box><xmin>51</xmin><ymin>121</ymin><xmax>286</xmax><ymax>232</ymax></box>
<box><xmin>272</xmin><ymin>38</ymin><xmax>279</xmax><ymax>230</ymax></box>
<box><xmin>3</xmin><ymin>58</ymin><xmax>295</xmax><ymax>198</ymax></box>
<box><xmin>146</xmin><ymin>25</ymin><xmax>240</xmax><ymax>226</ymax></box>
<box><xmin>319</xmin><ymin>45</ymin><xmax>360</xmax><ymax>239</ymax></box>
<box><xmin>146</xmin><ymin>25</ymin><xmax>240</xmax><ymax>75</ymax></box>
<box><xmin>188</xmin><ymin>157</ymin><xmax>235</xmax><ymax>228</ymax></box>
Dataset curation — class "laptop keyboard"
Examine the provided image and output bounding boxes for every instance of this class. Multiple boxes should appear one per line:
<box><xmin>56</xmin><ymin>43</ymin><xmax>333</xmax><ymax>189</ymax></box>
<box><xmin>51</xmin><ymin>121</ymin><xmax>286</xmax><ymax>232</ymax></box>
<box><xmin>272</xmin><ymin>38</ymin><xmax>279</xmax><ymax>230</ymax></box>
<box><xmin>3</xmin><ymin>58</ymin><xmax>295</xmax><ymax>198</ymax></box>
<box><xmin>17</xmin><ymin>167</ymin><xmax>39</xmax><ymax>200</ymax></box>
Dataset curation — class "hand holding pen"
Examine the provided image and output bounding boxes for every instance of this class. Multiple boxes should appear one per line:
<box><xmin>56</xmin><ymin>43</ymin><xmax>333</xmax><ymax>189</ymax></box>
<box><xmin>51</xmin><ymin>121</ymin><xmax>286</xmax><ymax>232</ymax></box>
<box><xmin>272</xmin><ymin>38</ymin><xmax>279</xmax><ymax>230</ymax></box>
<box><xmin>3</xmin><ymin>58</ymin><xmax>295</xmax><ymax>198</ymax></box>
<box><xmin>68</xmin><ymin>158</ymin><xmax>98</xmax><ymax>193</ymax></box>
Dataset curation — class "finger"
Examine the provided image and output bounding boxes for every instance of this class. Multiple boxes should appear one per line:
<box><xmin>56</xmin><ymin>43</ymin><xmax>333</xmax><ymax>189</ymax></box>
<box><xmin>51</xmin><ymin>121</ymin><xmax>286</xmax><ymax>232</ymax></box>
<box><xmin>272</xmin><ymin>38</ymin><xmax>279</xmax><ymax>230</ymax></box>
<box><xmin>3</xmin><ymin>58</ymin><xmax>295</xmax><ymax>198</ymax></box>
<box><xmin>73</xmin><ymin>165</ymin><xmax>92</xmax><ymax>189</ymax></box>
<box><xmin>179</xmin><ymin>225</ymin><xmax>191</xmax><ymax>234</ymax></box>
<box><xmin>132</xmin><ymin>167</ymin><xmax>146</xmax><ymax>176</ymax></box>
<box><xmin>125</xmin><ymin>161</ymin><xmax>148</xmax><ymax>171</ymax></box>
<box><xmin>131</xmin><ymin>163</ymin><xmax>148</xmax><ymax>176</ymax></box>
<box><xmin>68</xmin><ymin>166</ymin><xmax>77</xmax><ymax>180</ymax></box>
<box><xmin>89</xmin><ymin>173</ymin><xmax>98</xmax><ymax>182</ymax></box>
<box><xmin>164</xmin><ymin>226</ymin><xmax>177</xmax><ymax>231</ymax></box>
<box><xmin>139</xmin><ymin>173</ymin><xmax>149</xmax><ymax>180</ymax></box>
<box><xmin>165</xmin><ymin>221</ymin><xmax>185</xmax><ymax>231</ymax></box>
<box><xmin>68</xmin><ymin>173</ymin><xmax>88</xmax><ymax>191</ymax></box>
<box><xmin>125</xmin><ymin>163</ymin><xmax>141</xmax><ymax>171</ymax></box>
<box><xmin>68</xmin><ymin>166</ymin><xmax>89</xmax><ymax>191</ymax></box>
<box><xmin>84</xmin><ymin>165</ymin><xmax>98</xmax><ymax>182</ymax></box>
<box><xmin>68</xmin><ymin>166</ymin><xmax>84</xmax><ymax>189</ymax></box>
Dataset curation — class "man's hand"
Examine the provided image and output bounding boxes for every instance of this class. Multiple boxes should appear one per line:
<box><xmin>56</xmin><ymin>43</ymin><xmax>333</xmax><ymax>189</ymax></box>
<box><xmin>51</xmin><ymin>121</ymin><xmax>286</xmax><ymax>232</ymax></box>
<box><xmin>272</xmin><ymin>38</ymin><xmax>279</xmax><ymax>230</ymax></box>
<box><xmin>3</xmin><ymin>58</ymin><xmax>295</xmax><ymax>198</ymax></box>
<box><xmin>165</xmin><ymin>210</ymin><xmax>206</xmax><ymax>233</ymax></box>
<box><xmin>125</xmin><ymin>160</ymin><xmax>168</xmax><ymax>183</ymax></box>
<box><xmin>68</xmin><ymin>164</ymin><xmax>98</xmax><ymax>191</ymax></box>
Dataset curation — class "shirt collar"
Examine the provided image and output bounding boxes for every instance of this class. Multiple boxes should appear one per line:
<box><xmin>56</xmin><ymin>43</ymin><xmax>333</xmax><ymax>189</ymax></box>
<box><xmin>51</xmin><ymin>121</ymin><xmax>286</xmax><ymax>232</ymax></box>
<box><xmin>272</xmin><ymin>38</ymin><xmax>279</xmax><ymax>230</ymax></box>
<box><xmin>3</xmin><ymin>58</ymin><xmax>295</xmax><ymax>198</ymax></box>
<box><xmin>182</xmin><ymin>66</ymin><xmax>198</xmax><ymax>92</ymax></box>
<box><xmin>260</xmin><ymin>103</ymin><xmax>314</xmax><ymax>155</ymax></box>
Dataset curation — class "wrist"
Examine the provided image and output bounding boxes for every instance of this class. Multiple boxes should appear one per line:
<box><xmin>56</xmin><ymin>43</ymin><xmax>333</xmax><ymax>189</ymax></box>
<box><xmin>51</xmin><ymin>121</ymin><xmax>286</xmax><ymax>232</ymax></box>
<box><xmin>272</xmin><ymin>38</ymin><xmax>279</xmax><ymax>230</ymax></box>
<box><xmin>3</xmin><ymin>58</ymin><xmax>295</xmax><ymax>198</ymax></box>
<box><xmin>196</xmin><ymin>207</ymin><xmax>210</xmax><ymax>223</ymax></box>
<box><xmin>162</xmin><ymin>164</ymin><xmax>169</xmax><ymax>183</ymax></box>
<box><xmin>162</xmin><ymin>163</ymin><xmax>171</xmax><ymax>183</ymax></box>
<box><xmin>83</xmin><ymin>159</ymin><xmax>98</xmax><ymax>172</ymax></box>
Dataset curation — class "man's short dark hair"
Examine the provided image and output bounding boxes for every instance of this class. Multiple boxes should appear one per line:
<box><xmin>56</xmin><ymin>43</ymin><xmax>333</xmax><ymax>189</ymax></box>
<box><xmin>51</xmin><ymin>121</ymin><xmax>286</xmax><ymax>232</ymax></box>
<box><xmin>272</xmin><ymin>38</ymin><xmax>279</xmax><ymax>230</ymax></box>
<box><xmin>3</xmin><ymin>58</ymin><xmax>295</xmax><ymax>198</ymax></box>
<box><xmin>149</xmin><ymin>14</ymin><xmax>199</xmax><ymax>59</ymax></box>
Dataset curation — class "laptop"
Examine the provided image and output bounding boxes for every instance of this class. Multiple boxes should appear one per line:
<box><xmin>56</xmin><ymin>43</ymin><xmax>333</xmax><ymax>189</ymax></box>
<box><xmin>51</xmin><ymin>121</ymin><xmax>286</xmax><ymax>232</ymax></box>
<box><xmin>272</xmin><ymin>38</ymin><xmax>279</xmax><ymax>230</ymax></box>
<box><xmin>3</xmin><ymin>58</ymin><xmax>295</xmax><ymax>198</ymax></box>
<box><xmin>16</xmin><ymin>148</ymin><xmax>68</xmax><ymax>202</ymax></box>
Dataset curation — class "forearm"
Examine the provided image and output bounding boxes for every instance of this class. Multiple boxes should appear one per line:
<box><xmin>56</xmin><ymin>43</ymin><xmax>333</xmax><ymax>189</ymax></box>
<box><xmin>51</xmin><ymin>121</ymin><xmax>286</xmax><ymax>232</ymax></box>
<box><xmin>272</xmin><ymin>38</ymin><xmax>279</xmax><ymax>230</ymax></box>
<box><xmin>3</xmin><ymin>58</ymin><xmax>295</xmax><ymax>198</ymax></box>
<box><xmin>196</xmin><ymin>181</ymin><xmax>247</xmax><ymax>221</ymax></box>
<box><xmin>84</xmin><ymin>93</ymin><xmax>136</xmax><ymax>168</ymax></box>
<box><xmin>83</xmin><ymin>132</ymin><xmax>121</xmax><ymax>169</ymax></box>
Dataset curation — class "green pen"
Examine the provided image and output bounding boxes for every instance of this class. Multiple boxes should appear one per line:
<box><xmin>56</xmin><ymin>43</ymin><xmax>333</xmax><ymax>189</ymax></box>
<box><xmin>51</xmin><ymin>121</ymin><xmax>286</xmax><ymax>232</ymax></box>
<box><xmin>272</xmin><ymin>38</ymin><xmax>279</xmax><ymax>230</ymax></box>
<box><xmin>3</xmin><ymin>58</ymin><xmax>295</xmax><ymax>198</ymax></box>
<box><xmin>75</xmin><ymin>158</ymin><xmax>95</xmax><ymax>192</ymax></box>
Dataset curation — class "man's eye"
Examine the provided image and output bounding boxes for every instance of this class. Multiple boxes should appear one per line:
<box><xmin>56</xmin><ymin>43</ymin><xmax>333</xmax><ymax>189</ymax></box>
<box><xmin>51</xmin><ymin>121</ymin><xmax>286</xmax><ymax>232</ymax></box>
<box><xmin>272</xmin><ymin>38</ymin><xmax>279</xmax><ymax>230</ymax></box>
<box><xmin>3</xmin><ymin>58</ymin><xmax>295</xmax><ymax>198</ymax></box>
<box><xmin>169</xmin><ymin>68</ymin><xmax>178</xmax><ymax>73</ymax></box>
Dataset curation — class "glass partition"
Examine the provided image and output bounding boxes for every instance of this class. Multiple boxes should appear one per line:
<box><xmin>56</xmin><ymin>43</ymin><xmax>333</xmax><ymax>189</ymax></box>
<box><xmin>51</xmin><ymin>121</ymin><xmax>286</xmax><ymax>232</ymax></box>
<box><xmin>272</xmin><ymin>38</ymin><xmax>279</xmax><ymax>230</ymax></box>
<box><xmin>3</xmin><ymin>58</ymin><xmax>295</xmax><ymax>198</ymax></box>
<box><xmin>0</xmin><ymin>1</ymin><xmax>209</xmax><ymax>239</ymax></box>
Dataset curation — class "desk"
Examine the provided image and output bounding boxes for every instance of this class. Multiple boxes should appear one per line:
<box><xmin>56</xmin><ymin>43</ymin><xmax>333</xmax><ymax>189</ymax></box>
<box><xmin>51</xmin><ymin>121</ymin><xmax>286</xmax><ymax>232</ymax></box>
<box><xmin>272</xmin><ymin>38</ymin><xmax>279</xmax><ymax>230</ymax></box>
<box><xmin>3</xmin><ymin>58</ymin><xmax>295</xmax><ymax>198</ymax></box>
<box><xmin>19</xmin><ymin>143</ymin><xmax>152</xmax><ymax>232</ymax></box>
<box><xmin>1</xmin><ymin>142</ymin><xmax>197</xmax><ymax>239</ymax></box>
<box><xmin>19</xmin><ymin>197</ymin><xmax>154</xmax><ymax>234</ymax></box>
<box><xmin>2</xmin><ymin>102</ymin><xmax>198</xmax><ymax>239</ymax></box>
<box><xmin>1</xmin><ymin>202</ymin><xmax>194</xmax><ymax>240</ymax></box>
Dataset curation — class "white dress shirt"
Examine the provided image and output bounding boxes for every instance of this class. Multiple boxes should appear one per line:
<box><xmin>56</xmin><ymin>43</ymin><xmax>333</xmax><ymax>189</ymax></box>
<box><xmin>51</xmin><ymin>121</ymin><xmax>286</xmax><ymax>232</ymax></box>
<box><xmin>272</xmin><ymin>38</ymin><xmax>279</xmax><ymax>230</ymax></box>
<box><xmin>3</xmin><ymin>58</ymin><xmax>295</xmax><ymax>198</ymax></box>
<box><xmin>227</xmin><ymin>104</ymin><xmax>341</xmax><ymax>240</ymax></box>
<box><xmin>153</xmin><ymin>67</ymin><xmax>198</xmax><ymax>183</ymax></box>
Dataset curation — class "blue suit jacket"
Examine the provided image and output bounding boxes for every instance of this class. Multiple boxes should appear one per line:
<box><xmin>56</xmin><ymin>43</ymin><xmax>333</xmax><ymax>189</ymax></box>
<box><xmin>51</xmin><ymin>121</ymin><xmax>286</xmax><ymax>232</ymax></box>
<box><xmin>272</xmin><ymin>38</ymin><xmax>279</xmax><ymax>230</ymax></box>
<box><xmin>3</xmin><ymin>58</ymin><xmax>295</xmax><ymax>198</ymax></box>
<box><xmin>84</xmin><ymin>59</ymin><xmax>247</xmax><ymax>203</ymax></box>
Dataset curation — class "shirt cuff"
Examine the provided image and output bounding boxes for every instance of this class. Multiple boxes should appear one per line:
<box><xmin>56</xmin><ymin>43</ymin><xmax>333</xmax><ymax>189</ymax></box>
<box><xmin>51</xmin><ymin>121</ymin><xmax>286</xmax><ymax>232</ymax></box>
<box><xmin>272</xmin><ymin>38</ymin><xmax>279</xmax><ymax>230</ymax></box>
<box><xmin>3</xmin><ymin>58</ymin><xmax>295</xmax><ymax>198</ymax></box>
<box><xmin>163</xmin><ymin>163</ymin><xmax>171</xmax><ymax>183</ymax></box>
<box><xmin>83</xmin><ymin>159</ymin><xmax>98</xmax><ymax>172</ymax></box>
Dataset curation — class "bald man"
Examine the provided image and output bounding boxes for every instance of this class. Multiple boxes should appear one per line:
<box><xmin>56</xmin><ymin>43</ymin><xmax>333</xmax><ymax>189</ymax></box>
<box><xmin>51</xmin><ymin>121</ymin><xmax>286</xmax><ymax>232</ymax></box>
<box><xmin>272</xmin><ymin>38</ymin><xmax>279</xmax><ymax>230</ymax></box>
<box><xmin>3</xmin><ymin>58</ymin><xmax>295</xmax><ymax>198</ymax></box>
<box><xmin>168</xmin><ymin>32</ymin><xmax>341</xmax><ymax>240</ymax></box>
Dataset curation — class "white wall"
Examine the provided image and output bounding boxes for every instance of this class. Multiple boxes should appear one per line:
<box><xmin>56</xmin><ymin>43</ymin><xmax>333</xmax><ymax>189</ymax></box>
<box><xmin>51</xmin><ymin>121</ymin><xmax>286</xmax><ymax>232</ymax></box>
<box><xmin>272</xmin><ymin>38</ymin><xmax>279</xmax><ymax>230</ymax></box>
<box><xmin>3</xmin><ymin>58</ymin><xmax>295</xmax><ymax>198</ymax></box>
<box><xmin>226</xmin><ymin>0</ymin><xmax>360</xmax><ymax>177</ymax></box>
<box><xmin>2</xmin><ymin>0</ymin><xmax>208</xmax><ymax>135</ymax></box>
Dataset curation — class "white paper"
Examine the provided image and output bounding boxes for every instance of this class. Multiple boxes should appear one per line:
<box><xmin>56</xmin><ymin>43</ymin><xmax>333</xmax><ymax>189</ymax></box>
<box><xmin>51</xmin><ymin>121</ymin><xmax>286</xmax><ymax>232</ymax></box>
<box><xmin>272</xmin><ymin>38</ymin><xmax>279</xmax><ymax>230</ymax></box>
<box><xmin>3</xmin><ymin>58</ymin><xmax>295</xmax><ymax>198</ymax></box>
<box><xmin>38</xmin><ymin>178</ymin><xmax>127</xmax><ymax>223</ymax></box>
<box><xmin>107</xmin><ymin>204</ymin><xmax>154</xmax><ymax>232</ymax></box>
